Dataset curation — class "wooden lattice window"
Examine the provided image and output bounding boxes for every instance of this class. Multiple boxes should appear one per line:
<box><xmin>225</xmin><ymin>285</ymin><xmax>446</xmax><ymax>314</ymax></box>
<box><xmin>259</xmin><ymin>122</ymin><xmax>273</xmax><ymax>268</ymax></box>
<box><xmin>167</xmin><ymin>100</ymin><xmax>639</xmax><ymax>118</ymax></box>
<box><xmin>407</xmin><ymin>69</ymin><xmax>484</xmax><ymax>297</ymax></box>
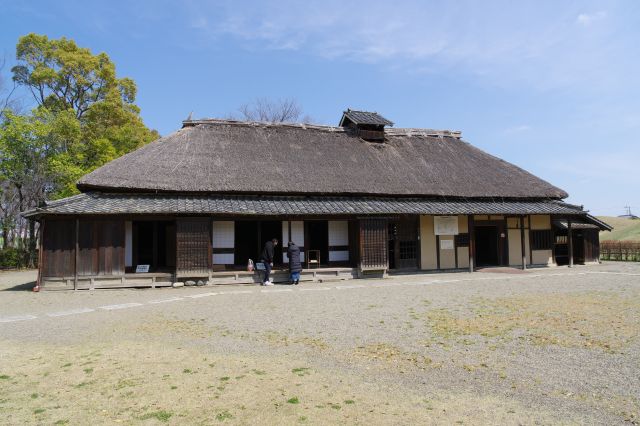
<box><xmin>531</xmin><ymin>229</ymin><xmax>554</xmax><ymax>250</ymax></box>
<box><xmin>176</xmin><ymin>218</ymin><xmax>211</xmax><ymax>276</ymax></box>
<box><xmin>359</xmin><ymin>219</ymin><xmax>388</xmax><ymax>270</ymax></box>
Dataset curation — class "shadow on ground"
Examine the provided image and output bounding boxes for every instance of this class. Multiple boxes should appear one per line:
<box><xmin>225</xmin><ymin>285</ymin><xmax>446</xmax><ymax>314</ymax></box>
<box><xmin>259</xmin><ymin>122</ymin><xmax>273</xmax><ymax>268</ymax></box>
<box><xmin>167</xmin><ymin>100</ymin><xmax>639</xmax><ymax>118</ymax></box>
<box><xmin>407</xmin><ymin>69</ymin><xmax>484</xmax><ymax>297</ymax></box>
<box><xmin>1</xmin><ymin>281</ymin><xmax>36</xmax><ymax>291</ymax></box>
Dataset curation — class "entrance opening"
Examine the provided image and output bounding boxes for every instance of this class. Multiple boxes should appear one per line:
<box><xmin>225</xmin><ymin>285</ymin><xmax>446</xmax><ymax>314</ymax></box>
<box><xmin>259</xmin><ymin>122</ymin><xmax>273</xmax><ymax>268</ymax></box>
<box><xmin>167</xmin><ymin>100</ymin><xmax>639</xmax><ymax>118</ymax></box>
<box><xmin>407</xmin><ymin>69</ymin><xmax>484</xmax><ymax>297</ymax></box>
<box><xmin>475</xmin><ymin>226</ymin><xmax>499</xmax><ymax>266</ymax></box>
<box><xmin>388</xmin><ymin>218</ymin><xmax>418</xmax><ymax>270</ymax></box>
<box><xmin>133</xmin><ymin>220</ymin><xmax>175</xmax><ymax>272</ymax></box>
<box><xmin>260</xmin><ymin>221</ymin><xmax>283</xmax><ymax>265</ymax></box>
<box><xmin>306</xmin><ymin>221</ymin><xmax>328</xmax><ymax>267</ymax></box>
<box><xmin>233</xmin><ymin>220</ymin><xmax>283</xmax><ymax>267</ymax></box>
<box><xmin>553</xmin><ymin>230</ymin><xmax>586</xmax><ymax>266</ymax></box>
<box><xmin>234</xmin><ymin>221</ymin><xmax>259</xmax><ymax>266</ymax></box>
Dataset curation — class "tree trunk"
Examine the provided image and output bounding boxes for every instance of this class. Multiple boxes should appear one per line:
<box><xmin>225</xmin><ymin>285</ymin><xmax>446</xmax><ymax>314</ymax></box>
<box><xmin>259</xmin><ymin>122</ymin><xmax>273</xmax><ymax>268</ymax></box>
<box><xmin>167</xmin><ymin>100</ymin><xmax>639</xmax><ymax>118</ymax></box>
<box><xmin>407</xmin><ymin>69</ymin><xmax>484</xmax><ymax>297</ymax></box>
<box><xmin>28</xmin><ymin>219</ymin><xmax>36</xmax><ymax>268</ymax></box>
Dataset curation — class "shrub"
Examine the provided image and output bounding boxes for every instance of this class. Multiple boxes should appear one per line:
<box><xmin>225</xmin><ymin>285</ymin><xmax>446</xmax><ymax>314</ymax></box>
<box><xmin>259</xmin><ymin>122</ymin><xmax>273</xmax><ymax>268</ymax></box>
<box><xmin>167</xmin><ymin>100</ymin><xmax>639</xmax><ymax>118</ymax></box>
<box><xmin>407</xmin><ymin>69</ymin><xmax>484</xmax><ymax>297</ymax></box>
<box><xmin>0</xmin><ymin>247</ymin><xmax>30</xmax><ymax>269</ymax></box>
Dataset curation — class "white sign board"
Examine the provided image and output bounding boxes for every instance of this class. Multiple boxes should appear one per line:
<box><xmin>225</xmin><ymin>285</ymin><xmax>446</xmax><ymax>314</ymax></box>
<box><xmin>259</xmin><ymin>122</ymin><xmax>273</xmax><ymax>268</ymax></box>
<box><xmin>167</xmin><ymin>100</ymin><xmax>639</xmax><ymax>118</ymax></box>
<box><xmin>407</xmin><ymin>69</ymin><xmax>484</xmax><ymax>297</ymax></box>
<box><xmin>135</xmin><ymin>264</ymin><xmax>150</xmax><ymax>273</ymax></box>
<box><xmin>440</xmin><ymin>239</ymin><xmax>454</xmax><ymax>250</ymax></box>
<box><xmin>434</xmin><ymin>216</ymin><xmax>459</xmax><ymax>235</ymax></box>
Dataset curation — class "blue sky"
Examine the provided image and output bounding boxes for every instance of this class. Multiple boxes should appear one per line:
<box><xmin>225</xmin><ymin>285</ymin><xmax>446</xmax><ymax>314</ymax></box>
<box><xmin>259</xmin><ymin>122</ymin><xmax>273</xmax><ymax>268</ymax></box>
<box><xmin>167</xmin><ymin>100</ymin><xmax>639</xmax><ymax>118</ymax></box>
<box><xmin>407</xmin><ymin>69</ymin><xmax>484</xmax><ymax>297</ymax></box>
<box><xmin>1</xmin><ymin>0</ymin><xmax>638</xmax><ymax>216</ymax></box>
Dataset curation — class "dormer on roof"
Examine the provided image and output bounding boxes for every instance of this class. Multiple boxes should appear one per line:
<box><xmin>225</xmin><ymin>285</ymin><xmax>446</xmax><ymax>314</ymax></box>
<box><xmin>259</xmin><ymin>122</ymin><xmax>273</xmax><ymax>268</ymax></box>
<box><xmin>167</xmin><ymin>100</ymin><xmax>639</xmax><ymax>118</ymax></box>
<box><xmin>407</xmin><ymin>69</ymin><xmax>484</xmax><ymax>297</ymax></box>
<box><xmin>339</xmin><ymin>109</ymin><xmax>393</xmax><ymax>142</ymax></box>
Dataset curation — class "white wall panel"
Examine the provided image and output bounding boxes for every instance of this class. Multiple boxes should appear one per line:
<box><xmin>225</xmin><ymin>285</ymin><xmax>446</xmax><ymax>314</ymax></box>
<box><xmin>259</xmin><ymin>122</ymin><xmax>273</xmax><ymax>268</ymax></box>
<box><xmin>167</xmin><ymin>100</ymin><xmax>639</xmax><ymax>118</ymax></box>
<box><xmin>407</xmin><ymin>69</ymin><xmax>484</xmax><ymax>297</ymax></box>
<box><xmin>329</xmin><ymin>250</ymin><xmax>349</xmax><ymax>262</ymax></box>
<box><xmin>282</xmin><ymin>221</ymin><xmax>304</xmax><ymax>263</ymax></box>
<box><xmin>328</xmin><ymin>221</ymin><xmax>349</xmax><ymax>246</ymax></box>
<box><xmin>213</xmin><ymin>253</ymin><xmax>234</xmax><ymax>265</ymax></box>
<box><xmin>212</xmin><ymin>221</ymin><xmax>234</xmax><ymax>248</ymax></box>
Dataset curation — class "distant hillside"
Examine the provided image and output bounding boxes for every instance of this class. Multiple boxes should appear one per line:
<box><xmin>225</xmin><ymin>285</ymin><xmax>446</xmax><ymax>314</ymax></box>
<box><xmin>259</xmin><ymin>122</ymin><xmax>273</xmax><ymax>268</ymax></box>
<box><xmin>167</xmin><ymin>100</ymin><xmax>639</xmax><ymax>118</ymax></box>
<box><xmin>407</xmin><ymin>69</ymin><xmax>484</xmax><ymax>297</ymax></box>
<box><xmin>598</xmin><ymin>216</ymin><xmax>640</xmax><ymax>241</ymax></box>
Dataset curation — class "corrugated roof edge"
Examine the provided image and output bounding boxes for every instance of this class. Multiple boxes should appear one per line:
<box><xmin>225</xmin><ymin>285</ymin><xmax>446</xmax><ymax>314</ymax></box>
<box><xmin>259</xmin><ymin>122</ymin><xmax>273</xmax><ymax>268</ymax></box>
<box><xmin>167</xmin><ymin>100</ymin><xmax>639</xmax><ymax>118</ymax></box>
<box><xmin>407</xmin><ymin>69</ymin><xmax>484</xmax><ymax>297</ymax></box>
<box><xmin>23</xmin><ymin>192</ymin><xmax>588</xmax><ymax>219</ymax></box>
<box><xmin>181</xmin><ymin>118</ymin><xmax>462</xmax><ymax>139</ymax></box>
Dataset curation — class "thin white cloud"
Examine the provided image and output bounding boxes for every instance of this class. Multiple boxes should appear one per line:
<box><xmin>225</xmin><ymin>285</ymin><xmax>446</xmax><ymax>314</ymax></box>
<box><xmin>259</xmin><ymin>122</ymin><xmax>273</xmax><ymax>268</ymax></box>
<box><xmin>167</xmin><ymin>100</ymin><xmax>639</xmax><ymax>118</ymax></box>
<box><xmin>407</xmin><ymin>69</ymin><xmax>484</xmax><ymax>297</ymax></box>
<box><xmin>181</xmin><ymin>1</ymin><xmax>632</xmax><ymax>94</ymax></box>
<box><xmin>503</xmin><ymin>125</ymin><xmax>531</xmax><ymax>135</ymax></box>
<box><xmin>577</xmin><ymin>11</ymin><xmax>607</xmax><ymax>26</ymax></box>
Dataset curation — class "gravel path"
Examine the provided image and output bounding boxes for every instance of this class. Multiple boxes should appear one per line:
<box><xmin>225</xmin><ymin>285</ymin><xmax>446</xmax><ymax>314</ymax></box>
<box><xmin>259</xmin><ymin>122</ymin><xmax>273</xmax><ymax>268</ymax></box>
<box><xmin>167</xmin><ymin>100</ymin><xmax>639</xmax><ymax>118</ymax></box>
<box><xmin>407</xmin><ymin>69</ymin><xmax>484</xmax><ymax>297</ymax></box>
<box><xmin>1</xmin><ymin>262</ymin><xmax>639</xmax><ymax>425</ymax></box>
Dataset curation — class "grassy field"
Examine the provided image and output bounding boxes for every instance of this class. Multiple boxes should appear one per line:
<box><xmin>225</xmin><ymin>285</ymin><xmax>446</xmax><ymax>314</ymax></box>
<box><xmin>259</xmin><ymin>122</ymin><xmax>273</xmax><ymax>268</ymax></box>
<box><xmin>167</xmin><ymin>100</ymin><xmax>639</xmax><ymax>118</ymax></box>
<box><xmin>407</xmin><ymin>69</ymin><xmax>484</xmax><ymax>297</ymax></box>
<box><xmin>598</xmin><ymin>216</ymin><xmax>640</xmax><ymax>241</ymax></box>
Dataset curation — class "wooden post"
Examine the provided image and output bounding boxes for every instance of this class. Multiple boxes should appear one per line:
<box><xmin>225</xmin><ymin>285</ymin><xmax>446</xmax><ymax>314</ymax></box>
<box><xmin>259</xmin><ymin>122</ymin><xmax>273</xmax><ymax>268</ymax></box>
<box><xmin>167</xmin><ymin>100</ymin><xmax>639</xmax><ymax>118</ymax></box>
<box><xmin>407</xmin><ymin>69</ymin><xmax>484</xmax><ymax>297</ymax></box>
<box><xmin>435</xmin><ymin>235</ymin><xmax>441</xmax><ymax>270</ymax></box>
<box><xmin>454</xmin><ymin>235</ymin><xmax>458</xmax><ymax>269</ymax></box>
<box><xmin>36</xmin><ymin>219</ymin><xmax>45</xmax><ymax>289</ymax></box>
<box><xmin>520</xmin><ymin>216</ymin><xmax>526</xmax><ymax>270</ymax></box>
<box><xmin>568</xmin><ymin>219</ymin><xmax>573</xmax><ymax>268</ymax></box>
<box><xmin>468</xmin><ymin>215</ymin><xmax>475</xmax><ymax>273</ymax></box>
<box><xmin>74</xmin><ymin>218</ymin><xmax>79</xmax><ymax>290</ymax></box>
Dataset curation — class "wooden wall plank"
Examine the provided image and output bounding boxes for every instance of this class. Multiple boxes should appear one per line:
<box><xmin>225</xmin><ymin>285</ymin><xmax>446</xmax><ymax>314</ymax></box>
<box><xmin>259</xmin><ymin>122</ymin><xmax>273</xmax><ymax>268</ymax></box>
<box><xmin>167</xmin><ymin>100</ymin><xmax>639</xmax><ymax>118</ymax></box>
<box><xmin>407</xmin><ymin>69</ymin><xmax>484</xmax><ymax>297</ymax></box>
<box><xmin>176</xmin><ymin>218</ymin><xmax>211</xmax><ymax>275</ymax></box>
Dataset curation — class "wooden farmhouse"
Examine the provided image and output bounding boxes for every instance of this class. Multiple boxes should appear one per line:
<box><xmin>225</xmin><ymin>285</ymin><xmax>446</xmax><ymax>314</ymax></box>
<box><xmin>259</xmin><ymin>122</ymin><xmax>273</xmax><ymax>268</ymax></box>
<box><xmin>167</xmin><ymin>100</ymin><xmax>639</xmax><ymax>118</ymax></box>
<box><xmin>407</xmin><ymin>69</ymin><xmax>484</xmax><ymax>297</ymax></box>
<box><xmin>25</xmin><ymin>110</ymin><xmax>612</xmax><ymax>290</ymax></box>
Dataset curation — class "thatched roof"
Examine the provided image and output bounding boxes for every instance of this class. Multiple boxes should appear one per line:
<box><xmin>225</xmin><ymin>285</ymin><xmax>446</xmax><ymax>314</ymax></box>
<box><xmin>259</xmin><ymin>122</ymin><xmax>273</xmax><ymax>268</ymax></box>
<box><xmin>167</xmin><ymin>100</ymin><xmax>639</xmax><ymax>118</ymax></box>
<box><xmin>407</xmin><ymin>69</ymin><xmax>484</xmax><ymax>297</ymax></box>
<box><xmin>77</xmin><ymin>119</ymin><xmax>568</xmax><ymax>199</ymax></box>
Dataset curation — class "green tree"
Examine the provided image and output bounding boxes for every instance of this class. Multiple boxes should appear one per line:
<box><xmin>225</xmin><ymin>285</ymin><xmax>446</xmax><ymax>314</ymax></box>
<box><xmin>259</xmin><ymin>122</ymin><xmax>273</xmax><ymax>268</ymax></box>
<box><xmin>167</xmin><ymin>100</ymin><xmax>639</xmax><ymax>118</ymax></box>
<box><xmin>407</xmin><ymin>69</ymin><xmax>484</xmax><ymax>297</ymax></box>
<box><xmin>12</xmin><ymin>33</ymin><xmax>134</xmax><ymax>119</ymax></box>
<box><xmin>10</xmin><ymin>33</ymin><xmax>158</xmax><ymax>198</ymax></box>
<box><xmin>0</xmin><ymin>33</ymin><xmax>158</xmax><ymax>267</ymax></box>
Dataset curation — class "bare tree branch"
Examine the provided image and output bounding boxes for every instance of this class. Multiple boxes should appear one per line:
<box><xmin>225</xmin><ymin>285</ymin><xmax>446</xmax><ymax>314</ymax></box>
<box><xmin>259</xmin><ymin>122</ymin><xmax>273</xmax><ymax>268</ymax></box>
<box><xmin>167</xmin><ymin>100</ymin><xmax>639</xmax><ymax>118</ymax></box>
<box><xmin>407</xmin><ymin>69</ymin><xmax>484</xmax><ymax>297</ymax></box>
<box><xmin>237</xmin><ymin>97</ymin><xmax>306</xmax><ymax>123</ymax></box>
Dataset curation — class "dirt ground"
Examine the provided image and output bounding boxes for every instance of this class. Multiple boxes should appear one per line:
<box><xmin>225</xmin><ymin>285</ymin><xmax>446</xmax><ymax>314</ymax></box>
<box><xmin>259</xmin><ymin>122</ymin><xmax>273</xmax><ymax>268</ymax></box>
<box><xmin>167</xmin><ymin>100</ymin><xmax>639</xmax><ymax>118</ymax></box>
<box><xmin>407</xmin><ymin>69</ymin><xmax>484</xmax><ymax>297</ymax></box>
<box><xmin>1</xmin><ymin>263</ymin><xmax>639</xmax><ymax>425</ymax></box>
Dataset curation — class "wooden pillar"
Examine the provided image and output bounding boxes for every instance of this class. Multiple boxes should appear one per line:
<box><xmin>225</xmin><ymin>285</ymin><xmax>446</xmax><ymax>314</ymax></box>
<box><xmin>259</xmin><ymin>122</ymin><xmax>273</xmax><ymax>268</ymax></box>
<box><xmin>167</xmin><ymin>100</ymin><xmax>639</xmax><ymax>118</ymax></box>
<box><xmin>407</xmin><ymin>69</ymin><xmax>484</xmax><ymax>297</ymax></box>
<box><xmin>568</xmin><ymin>219</ymin><xmax>573</xmax><ymax>268</ymax></box>
<box><xmin>454</xmin><ymin>234</ymin><xmax>459</xmax><ymax>269</ymax></box>
<box><xmin>74</xmin><ymin>218</ymin><xmax>79</xmax><ymax>290</ymax></box>
<box><xmin>435</xmin><ymin>235</ymin><xmax>441</xmax><ymax>270</ymax></box>
<box><xmin>468</xmin><ymin>215</ymin><xmax>475</xmax><ymax>272</ymax></box>
<box><xmin>36</xmin><ymin>219</ymin><xmax>45</xmax><ymax>289</ymax></box>
<box><xmin>520</xmin><ymin>216</ymin><xmax>526</xmax><ymax>270</ymax></box>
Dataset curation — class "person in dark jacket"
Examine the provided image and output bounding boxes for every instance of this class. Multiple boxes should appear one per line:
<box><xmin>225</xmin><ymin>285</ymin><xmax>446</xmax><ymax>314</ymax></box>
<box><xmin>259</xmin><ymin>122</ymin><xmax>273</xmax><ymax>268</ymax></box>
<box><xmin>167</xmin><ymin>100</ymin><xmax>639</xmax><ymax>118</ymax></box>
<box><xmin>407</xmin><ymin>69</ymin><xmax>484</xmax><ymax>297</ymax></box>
<box><xmin>260</xmin><ymin>238</ymin><xmax>278</xmax><ymax>285</ymax></box>
<box><xmin>287</xmin><ymin>241</ymin><xmax>302</xmax><ymax>285</ymax></box>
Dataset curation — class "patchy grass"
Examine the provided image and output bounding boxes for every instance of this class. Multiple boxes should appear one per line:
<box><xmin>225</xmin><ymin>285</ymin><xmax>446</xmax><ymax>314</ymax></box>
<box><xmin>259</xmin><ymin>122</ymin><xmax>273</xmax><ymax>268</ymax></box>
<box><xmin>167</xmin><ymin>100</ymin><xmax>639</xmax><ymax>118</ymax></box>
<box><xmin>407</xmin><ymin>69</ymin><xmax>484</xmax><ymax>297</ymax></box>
<box><xmin>352</xmin><ymin>343</ymin><xmax>432</xmax><ymax>368</ymax></box>
<box><xmin>425</xmin><ymin>291</ymin><xmax>640</xmax><ymax>352</ymax></box>
<box><xmin>287</xmin><ymin>397</ymin><xmax>300</xmax><ymax>404</ymax></box>
<box><xmin>291</xmin><ymin>367</ymin><xmax>311</xmax><ymax>377</ymax></box>
<box><xmin>215</xmin><ymin>410</ymin><xmax>233</xmax><ymax>421</ymax></box>
<box><xmin>139</xmin><ymin>410</ymin><xmax>173</xmax><ymax>422</ymax></box>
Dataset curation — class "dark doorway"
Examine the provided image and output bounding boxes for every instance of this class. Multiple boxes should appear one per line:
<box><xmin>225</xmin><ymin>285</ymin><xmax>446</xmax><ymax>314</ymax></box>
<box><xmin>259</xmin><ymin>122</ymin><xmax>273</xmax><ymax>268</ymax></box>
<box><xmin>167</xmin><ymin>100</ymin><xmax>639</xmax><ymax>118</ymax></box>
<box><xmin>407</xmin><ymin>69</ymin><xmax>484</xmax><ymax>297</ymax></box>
<box><xmin>260</xmin><ymin>221</ymin><xmax>283</xmax><ymax>266</ymax></box>
<box><xmin>133</xmin><ymin>220</ymin><xmax>175</xmax><ymax>272</ymax></box>
<box><xmin>572</xmin><ymin>231</ymin><xmax>585</xmax><ymax>264</ymax></box>
<box><xmin>475</xmin><ymin>226</ymin><xmax>499</xmax><ymax>266</ymax></box>
<box><xmin>306</xmin><ymin>221</ymin><xmax>328</xmax><ymax>267</ymax></box>
<box><xmin>388</xmin><ymin>217</ymin><xmax>419</xmax><ymax>270</ymax></box>
<box><xmin>235</xmin><ymin>221</ymin><xmax>259</xmax><ymax>266</ymax></box>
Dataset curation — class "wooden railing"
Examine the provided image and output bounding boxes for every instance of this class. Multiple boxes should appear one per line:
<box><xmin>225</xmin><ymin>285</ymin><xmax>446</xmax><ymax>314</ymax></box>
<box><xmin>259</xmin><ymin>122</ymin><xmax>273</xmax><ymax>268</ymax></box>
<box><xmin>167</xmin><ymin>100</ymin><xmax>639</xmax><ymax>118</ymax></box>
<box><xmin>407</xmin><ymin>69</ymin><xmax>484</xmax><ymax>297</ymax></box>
<box><xmin>600</xmin><ymin>241</ymin><xmax>640</xmax><ymax>261</ymax></box>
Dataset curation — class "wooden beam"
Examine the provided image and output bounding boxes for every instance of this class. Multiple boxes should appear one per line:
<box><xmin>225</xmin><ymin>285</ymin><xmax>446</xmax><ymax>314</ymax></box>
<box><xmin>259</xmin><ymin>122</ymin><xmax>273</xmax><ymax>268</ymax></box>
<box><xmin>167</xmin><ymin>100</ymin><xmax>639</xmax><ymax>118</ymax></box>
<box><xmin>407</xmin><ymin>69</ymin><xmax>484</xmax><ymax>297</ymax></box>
<box><xmin>568</xmin><ymin>219</ymin><xmax>574</xmax><ymax>268</ymax></box>
<box><xmin>520</xmin><ymin>216</ymin><xmax>526</xmax><ymax>270</ymax></box>
<box><xmin>468</xmin><ymin>215</ymin><xmax>475</xmax><ymax>272</ymax></box>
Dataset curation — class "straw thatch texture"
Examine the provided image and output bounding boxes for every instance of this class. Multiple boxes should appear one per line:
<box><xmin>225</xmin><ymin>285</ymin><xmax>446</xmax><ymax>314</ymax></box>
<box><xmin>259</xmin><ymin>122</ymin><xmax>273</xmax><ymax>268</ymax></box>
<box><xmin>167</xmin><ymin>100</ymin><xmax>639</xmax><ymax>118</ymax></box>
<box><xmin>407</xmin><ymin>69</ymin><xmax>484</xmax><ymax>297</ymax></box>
<box><xmin>78</xmin><ymin>121</ymin><xmax>568</xmax><ymax>199</ymax></box>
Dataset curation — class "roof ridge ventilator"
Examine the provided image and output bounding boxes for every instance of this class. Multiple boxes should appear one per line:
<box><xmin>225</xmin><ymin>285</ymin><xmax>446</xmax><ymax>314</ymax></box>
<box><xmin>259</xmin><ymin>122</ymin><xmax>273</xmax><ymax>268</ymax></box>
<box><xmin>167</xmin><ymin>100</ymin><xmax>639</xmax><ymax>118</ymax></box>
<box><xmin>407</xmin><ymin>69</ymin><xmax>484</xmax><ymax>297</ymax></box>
<box><xmin>339</xmin><ymin>109</ymin><xmax>394</xmax><ymax>142</ymax></box>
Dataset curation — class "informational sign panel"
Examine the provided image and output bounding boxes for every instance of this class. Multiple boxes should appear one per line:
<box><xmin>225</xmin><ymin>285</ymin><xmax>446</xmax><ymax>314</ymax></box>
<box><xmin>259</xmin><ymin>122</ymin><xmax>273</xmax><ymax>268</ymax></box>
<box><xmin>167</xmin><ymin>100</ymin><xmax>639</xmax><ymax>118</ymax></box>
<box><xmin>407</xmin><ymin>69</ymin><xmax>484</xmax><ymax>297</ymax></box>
<box><xmin>135</xmin><ymin>264</ymin><xmax>150</xmax><ymax>273</ymax></box>
<box><xmin>440</xmin><ymin>239</ymin><xmax>454</xmax><ymax>250</ymax></box>
<box><xmin>434</xmin><ymin>216</ymin><xmax>459</xmax><ymax>235</ymax></box>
